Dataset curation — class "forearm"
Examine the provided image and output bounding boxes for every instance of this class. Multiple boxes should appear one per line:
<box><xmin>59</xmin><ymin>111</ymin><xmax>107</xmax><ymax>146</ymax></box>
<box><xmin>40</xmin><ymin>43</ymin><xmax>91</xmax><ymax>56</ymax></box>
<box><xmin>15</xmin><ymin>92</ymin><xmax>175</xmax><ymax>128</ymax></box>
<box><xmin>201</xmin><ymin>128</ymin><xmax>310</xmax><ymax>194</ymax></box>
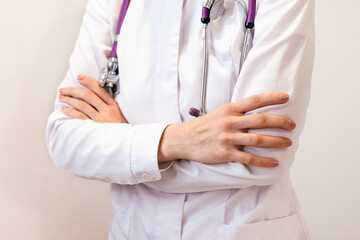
<box><xmin>146</xmin><ymin>0</ymin><xmax>315</xmax><ymax>193</ymax></box>
<box><xmin>46</xmin><ymin>105</ymin><xmax>169</xmax><ymax>184</ymax></box>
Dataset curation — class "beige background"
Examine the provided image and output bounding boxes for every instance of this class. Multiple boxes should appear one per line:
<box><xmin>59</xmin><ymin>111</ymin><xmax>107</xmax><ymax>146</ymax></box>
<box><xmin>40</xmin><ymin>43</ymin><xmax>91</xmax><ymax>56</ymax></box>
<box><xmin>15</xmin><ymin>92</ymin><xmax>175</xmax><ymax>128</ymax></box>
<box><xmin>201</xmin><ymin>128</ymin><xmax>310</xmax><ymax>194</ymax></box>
<box><xmin>0</xmin><ymin>0</ymin><xmax>359</xmax><ymax>239</ymax></box>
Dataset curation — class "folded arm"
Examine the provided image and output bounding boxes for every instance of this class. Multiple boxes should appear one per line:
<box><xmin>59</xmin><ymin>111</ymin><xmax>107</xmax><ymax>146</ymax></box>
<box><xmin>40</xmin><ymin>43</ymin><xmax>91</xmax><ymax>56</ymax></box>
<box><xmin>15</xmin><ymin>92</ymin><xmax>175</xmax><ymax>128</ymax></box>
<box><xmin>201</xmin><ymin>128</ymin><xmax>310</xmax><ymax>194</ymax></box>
<box><xmin>46</xmin><ymin>0</ymin><xmax>170</xmax><ymax>184</ymax></box>
<box><xmin>144</xmin><ymin>0</ymin><xmax>315</xmax><ymax>193</ymax></box>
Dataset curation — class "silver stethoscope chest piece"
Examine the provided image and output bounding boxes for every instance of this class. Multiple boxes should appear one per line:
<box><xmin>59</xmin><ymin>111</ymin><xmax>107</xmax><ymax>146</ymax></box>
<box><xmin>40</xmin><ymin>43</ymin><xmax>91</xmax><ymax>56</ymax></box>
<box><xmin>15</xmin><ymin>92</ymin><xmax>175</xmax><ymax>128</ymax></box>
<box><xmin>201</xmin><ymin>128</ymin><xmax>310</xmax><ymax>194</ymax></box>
<box><xmin>99</xmin><ymin>57</ymin><xmax>120</xmax><ymax>98</ymax></box>
<box><xmin>99</xmin><ymin>0</ymin><xmax>131</xmax><ymax>99</ymax></box>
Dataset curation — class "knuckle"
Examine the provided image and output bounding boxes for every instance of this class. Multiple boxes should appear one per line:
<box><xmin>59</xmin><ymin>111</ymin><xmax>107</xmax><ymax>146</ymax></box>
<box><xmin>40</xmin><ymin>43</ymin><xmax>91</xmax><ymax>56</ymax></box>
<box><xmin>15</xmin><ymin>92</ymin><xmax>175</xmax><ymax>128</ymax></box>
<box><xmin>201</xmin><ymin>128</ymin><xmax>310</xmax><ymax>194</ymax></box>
<box><xmin>220</xmin><ymin>103</ymin><xmax>233</xmax><ymax>114</ymax></box>
<box><xmin>281</xmin><ymin>116</ymin><xmax>289</xmax><ymax>126</ymax></box>
<box><xmin>218</xmin><ymin>133</ymin><xmax>231</xmax><ymax>144</ymax></box>
<box><xmin>243</xmin><ymin>155</ymin><xmax>255</xmax><ymax>165</ymax></box>
<box><xmin>228</xmin><ymin>117</ymin><xmax>240</xmax><ymax>129</ymax></box>
<box><xmin>66</xmin><ymin>87</ymin><xmax>74</xmax><ymax>92</ymax></box>
<box><xmin>82</xmin><ymin>78</ymin><xmax>94</xmax><ymax>88</ymax></box>
<box><xmin>79</xmin><ymin>101</ymin><xmax>88</xmax><ymax>109</ymax></box>
<box><xmin>89</xmin><ymin>79</ymin><xmax>97</xmax><ymax>86</ymax></box>
<box><xmin>263</xmin><ymin>158</ymin><xmax>272</xmax><ymax>167</ymax></box>
<box><xmin>81</xmin><ymin>76</ymin><xmax>89</xmax><ymax>83</ymax></box>
<box><xmin>237</xmin><ymin>116</ymin><xmax>249</xmax><ymax>129</ymax></box>
<box><xmin>250</xmin><ymin>95</ymin><xmax>262</xmax><ymax>106</ymax></box>
<box><xmin>220</xmin><ymin>118</ymin><xmax>233</xmax><ymax>130</ymax></box>
<box><xmin>236</xmin><ymin>119</ymin><xmax>244</xmax><ymax>129</ymax></box>
<box><xmin>250</xmin><ymin>134</ymin><xmax>262</xmax><ymax>145</ymax></box>
<box><xmin>84</xmin><ymin>91</ymin><xmax>93</xmax><ymax>99</ymax></box>
<box><xmin>75</xmin><ymin>111</ymin><xmax>86</xmax><ymax>120</ymax></box>
<box><xmin>61</xmin><ymin>106</ymin><xmax>69</xmax><ymax>112</ymax></box>
<box><xmin>256</xmin><ymin>114</ymin><xmax>267</xmax><ymax>125</ymax></box>
<box><xmin>216</xmin><ymin>112</ymin><xmax>233</xmax><ymax>129</ymax></box>
<box><xmin>92</xmin><ymin>82</ymin><xmax>101</xmax><ymax>91</ymax></box>
<box><xmin>79</xmin><ymin>114</ymin><xmax>88</xmax><ymax>120</ymax></box>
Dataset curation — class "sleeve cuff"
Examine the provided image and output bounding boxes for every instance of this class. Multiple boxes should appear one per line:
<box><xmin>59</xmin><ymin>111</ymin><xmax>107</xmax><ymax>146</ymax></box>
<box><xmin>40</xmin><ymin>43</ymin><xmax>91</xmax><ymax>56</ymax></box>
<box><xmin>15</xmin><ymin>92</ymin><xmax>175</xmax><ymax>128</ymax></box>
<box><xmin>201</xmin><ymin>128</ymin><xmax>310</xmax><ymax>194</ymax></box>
<box><xmin>130</xmin><ymin>123</ymin><xmax>171</xmax><ymax>183</ymax></box>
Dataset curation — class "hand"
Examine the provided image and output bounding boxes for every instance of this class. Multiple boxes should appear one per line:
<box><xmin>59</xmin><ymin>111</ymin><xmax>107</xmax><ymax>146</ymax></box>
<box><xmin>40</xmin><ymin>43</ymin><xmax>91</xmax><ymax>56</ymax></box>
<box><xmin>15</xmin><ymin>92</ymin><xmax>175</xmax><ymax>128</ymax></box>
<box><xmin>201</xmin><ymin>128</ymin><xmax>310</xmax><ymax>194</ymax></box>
<box><xmin>158</xmin><ymin>92</ymin><xmax>296</xmax><ymax>168</ymax></box>
<box><xmin>59</xmin><ymin>75</ymin><xmax>128</xmax><ymax>123</ymax></box>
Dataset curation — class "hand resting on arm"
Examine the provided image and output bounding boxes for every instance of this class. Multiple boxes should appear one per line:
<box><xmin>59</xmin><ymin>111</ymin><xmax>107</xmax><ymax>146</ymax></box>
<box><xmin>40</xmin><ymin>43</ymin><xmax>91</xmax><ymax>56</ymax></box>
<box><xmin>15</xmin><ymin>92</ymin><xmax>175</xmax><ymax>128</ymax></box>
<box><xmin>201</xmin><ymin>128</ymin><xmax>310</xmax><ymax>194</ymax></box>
<box><xmin>158</xmin><ymin>92</ymin><xmax>295</xmax><ymax>168</ymax></box>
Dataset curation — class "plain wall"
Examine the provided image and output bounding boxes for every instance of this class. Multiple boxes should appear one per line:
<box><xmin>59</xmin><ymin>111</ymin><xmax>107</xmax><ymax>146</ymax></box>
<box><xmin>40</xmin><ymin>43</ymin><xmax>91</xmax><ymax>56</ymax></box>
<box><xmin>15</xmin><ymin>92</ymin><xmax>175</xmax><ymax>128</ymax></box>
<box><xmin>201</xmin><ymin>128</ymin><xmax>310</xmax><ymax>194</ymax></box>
<box><xmin>0</xmin><ymin>0</ymin><xmax>359</xmax><ymax>239</ymax></box>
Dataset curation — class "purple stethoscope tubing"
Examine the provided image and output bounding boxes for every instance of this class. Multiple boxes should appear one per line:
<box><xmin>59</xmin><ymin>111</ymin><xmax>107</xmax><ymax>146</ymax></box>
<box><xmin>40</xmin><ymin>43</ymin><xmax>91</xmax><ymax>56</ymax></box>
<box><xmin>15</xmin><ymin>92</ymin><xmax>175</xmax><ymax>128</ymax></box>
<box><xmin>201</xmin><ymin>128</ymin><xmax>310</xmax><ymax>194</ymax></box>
<box><xmin>110</xmin><ymin>0</ymin><xmax>132</xmax><ymax>59</ymax></box>
<box><xmin>246</xmin><ymin>0</ymin><xmax>256</xmax><ymax>27</ymax></box>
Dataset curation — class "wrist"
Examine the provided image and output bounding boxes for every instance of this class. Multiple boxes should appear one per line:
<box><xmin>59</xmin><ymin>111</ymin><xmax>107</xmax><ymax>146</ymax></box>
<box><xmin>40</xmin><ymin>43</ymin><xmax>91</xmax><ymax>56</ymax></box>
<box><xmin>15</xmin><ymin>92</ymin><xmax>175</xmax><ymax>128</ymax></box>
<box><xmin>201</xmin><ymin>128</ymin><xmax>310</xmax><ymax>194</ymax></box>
<box><xmin>157</xmin><ymin>124</ymin><xmax>178</xmax><ymax>163</ymax></box>
<box><xmin>157</xmin><ymin>123</ymin><xmax>190</xmax><ymax>163</ymax></box>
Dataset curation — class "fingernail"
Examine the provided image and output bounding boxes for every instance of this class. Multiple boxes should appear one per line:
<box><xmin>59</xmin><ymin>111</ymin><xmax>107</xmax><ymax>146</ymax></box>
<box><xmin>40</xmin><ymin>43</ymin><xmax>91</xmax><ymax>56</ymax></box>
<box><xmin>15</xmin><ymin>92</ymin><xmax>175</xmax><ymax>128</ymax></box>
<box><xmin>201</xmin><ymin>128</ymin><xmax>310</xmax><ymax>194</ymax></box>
<box><xmin>290</xmin><ymin>121</ymin><xmax>296</xmax><ymax>129</ymax></box>
<box><xmin>77</xmin><ymin>75</ymin><xmax>85</xmax><ymax>81</ymax></box>
<box><xmin>270</xmin><ymin>160</ymin><xmax>279</xmax><ymax>167</ymax></box>
<box><xmin>59</xmin><ymin>88</ymin><xmax>65</xmax><ymax>93</ymax></box>
<box><xmin>280</xmin><ymin>93</ymin><xmax>289</xmax><ymax>101</ymax></box>
<box><xmin>283</xmin><ymin>138</ymin><xmax>292</xmax><ymax>146</ymax></box>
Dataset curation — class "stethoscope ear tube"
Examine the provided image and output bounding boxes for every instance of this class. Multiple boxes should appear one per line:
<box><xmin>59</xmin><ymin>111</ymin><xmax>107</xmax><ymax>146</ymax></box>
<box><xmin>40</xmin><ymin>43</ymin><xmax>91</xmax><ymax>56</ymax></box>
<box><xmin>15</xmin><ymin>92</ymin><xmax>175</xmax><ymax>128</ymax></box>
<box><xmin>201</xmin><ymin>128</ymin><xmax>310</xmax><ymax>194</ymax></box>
<box><xmin>189</xmin><ymin>1</ymin><xmax>214</xmax><ymax>117</ymax></box>
<box><xmin>190</xmin><ymin>0</ymin><xmax>256</xmax><ymax>118</ymax></box>
<box><xmin>240</xmin><ymin>29</ymin><xmax>252</xmax><ymax>68</ymax></box>
<box><xmin>200</xmin><ymin>23</ymin><xmax>209</xmax><ymax>116</ymax></box>
<box><xmin>189</xmin><ymin>23</ymin><xmax>209</xmax><ymax>118</ymax></box>
<box><xmin>241</xmin><ymin>0</ymin><xmax>256</xmax><ymax>72</ymax></box>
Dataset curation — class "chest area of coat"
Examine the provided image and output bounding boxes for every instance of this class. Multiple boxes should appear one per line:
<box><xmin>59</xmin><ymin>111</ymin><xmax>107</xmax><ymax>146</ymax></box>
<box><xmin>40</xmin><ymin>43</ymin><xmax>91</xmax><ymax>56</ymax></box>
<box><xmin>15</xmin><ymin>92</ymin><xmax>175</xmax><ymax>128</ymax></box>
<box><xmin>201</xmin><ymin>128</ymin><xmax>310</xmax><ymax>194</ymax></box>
<box><xmin>114</xmin><ymin>0</ymin><xmax>247</xmax><ymax>123</ymax></box>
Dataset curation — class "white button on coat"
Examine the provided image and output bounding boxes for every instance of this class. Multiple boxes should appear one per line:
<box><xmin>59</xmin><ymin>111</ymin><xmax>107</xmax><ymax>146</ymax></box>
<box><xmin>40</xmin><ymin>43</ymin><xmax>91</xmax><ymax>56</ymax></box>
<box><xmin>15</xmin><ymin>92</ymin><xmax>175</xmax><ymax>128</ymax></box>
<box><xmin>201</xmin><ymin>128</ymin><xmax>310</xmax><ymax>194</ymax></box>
<box><xmin>46</xmin><ymin>0</ymin><xmax>315</xmax><ymax>239</ymax></box>
<box><xmin>140</xmin><ymin>173</ymin><xmax>154</xmax><ymax>181</ymax></box>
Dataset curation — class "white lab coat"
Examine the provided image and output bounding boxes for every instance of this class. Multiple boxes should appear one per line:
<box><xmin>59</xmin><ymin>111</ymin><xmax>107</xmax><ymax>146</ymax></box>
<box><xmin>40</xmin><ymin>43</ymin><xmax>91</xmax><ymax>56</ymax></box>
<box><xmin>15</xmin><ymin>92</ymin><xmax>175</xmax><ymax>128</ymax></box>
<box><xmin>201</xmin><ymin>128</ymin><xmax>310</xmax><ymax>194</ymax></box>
<box><xmin>46</xmin><ymin>0</ymin><xmax>315</xmax><ymax>239</ymax></box>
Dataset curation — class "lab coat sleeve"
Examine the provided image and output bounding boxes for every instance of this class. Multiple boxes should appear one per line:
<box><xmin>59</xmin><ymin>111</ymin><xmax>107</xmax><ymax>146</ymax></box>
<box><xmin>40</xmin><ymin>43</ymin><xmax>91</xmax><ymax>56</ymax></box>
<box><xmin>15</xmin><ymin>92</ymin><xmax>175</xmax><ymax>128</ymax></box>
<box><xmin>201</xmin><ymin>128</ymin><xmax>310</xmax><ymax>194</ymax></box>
<box><xmin>46</xmin><ymin>0</ymin><xmax>170</xmax><ymax>184</ymax></box>
<box><xmin>144</xmin><ymin>0</ymin><xmax>315</xmax><ymax>193</ymax></box>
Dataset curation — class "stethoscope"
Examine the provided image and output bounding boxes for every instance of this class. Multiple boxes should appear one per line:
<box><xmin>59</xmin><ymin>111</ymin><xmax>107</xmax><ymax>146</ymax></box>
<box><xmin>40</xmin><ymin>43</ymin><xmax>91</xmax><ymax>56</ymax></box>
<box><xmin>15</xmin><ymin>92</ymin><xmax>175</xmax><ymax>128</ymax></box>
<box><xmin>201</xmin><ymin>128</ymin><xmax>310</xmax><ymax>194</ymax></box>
<box><xmin>99</xmin><ymin>0</ymin><xmax>256</xmax><ymax>117</ymax></box>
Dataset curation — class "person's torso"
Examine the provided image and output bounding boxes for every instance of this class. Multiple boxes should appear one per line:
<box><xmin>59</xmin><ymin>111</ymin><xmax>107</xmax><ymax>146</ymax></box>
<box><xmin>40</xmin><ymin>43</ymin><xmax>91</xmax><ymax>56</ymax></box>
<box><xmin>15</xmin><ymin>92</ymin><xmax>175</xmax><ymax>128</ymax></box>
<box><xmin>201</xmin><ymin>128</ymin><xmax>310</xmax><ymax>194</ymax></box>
<box><xmin>108</xmin><ymin>0</ymin><xmax>310</xmax><ymax>239</ymax></box>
